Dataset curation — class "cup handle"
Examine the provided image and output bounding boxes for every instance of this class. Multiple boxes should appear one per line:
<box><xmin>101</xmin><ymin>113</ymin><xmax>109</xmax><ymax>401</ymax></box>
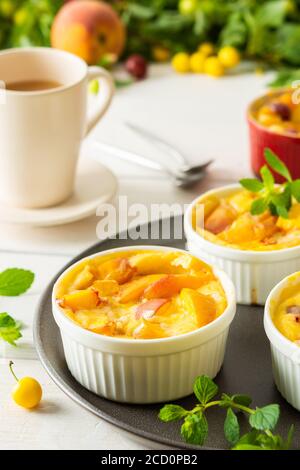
<box><xmin>85</xmin><ymin>66</ymin><xmax>115</xmax><ymax>136</ymax></box>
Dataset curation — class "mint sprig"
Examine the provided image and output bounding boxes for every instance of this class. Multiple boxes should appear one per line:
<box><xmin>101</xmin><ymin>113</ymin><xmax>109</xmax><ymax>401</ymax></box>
<box><xmin>0</xmin><ymin>268</ymin><xmax>34</xmax><ymax>296</ymax></box>
<box><xmin>0</xmin><ymin>267</ymin><xmax>34</xmax><ymax>346</ymax></box>
<box><xmin>239</xmin><ymin>148</ymin><xmax>300</xmax><ymax>219</ymax></box>
<box><xmin>159</xmin><ymin>375</ymin><xmax>294</xmax><ymax>450</ymax></box>
<box><xmin>0</xmin><ymin>313</ymin><xmax>22</xmax><ymax>346</ymax></box>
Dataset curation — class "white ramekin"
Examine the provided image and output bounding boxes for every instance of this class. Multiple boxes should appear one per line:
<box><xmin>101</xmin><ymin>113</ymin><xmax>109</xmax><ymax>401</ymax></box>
<box><xmin>52</xmin><ymin>245</ymin><xmax>236</xmax><ymax>404</ymax></box>
<box><xmin>264</xmin><ymin>272</ymin><xmax>300</xmax><ymax>411</ymax></box>
<box><xmin>185</xmin><ymin>184</ymin><xmax>300</xmax><ymax>305</ymax></box>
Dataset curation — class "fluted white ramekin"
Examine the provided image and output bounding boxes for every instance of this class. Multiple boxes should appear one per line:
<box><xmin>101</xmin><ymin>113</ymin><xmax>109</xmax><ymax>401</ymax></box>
<box><xmin>185</xmin><ymin>184</ymin><xmax>300</xmax><ymax>305</ymax></box>
<box><xmin>52</xmin><ymin>245</ymin><xmax>236</xmax><ymax>404</ymax></box>
<box><xmin>264</xmin><ymin>272</ymin><xmax>300</xmax><ymax>411</ymax></box>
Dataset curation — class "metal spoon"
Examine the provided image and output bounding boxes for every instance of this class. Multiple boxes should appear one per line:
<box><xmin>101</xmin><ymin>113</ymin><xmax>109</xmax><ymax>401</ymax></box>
<box><xmin>89</xmin><ymin>141</ymin><xmax>206</xmax><ymax>188</ymax></box>
<box><xmin>125</xmin><ymin>121</ymin><xmax>214</xmax><ymax>176</ymax></box>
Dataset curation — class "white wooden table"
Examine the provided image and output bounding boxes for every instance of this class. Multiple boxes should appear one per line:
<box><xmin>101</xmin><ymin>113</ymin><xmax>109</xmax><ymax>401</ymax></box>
<box><xmin>0</xmin><ymin>65</ymin><xmax>271</xmax><ymax>450</ymax></box>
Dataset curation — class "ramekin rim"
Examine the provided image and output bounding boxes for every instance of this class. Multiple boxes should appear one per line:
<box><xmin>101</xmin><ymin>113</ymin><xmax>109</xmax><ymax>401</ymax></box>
<box><xmin>185</xmin><ymin>184</ymin><xmax>300</xmax><ymax>258</ymax></box>
<box><xmin>52</xmin><ymin>245</ymin><xmax>236</xmax><ymax>346</ymax></box>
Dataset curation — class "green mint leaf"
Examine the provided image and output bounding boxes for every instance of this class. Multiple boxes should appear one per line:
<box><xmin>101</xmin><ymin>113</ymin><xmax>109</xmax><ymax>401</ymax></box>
<box><xmin>291</xmin><ymin>180</ymin><xmax>300</xmax><ymax>202</ymax></box>
<box><xmin>233</xmin><ymin>443</ymin><xmax>265</xmax><ymax>450</ymax></box>
<box><xmin>232</xmin><ymin>429</ymin><xmax>259</xmax><ymax>445</ymax></box>
<box><xmin>271</xmin><ymin>185</ymin><xmax>292</xmax><ymax>216</ymax></box>
<box><xmin>276</xmin><ymin>205</ymin><xmax>289</xmax><ymax>219</ymax></box>
<box><xmin>239</xmin><ymin>178</ymin><xmax>264</xmax><ymax>193</ymax></box>
<box><xmin>255</xmin><ymin>431</ymin><xmax>283</xmax><ymax>450</ymax></box>
<box><xmin>250</xmin><ymin>198</ymin><xmax>268</xmax><ymax>215</ymax></box>
<box><xmin>0</xmin><ymin>313</ymin><xmax>22</xmax><ymax>346</ymax></box>
<box><xmin>224</xmin><ymin>408</ymin><xmax>240</xmax><ymax>445</ymax></box>
<box><xmin>264</xmin><ymin>148</ymin><xmax>292</xmax><ymax>182</ymax></box>
<box><xmin>219</xmin><ymin>393</ymin><xmax>252</xmax><ymax>409</ymax></box>
<box><xmin>181</xmin><ymin>412</ymin><xmax>208</xmax><ymax>446</ymax></box>
<box><xmin>231</xmin><ymin>394</ymin><xmax>252</xmax><ymax>408</ymax></box>
<box><xmin>193</xmin><ymin>375</ymin><xmax>218</xmax><ymax>405</ymax></box>
<box><xmin>159</xmin><ymin>404</ymin><xmax>188</xmax><ymax>422</ymax></box>
<box><xmin>0</xmin><ymin>268</ymin><xmax>34</xmax><ymax>296</ymax></box>
<box><xmin>249</xmin><ymin>404</ymin><xmax>280</xmax><ymax>431</ymax></box>
<box><xmin>268</xmin><ymin>201</ymin><xmax>278</xmax><ymax>216</ymax></box>
<box><xmin>232</xmin><ymin>430</ymin><xmax>265</xmax><ymax>450</ymax></box>
<box><xmin>260</xmin><ymin>165</ymin><xmax>274</xmax><ymax>191</ymax></box>
<box><xmin>219</xmin><ymin>393</ymin><xmax>232</xmax><ymax>407</ymax></box>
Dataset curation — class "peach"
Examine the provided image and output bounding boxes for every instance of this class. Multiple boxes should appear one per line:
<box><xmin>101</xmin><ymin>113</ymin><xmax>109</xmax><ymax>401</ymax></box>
<box><xmin>119</xmin><ymin>274</ymin><xmax>166</xmax><ymax>303</ymax></box>
<box><xmin>180</xmin><ymin>288</ymin><xmax>215</xmax><ymax>327</ymax></box>
<box><xmin>61</xmin><ymin>289</ymin><xmax>99</xmax><ymax>311</ymax></box>
<box><xmin>89</xmin><ymin>321</ymin><xmax>116</xmax><ymax>336</ymax></box>
<box><xmin>129</xmin><ymin>252</ymin><xmax>178</xmax><ymax>275</ymax></box>
<box><xmin>92</xmin><ymin>279</ymin><xmax>119</xmax><ymax>296</ymax></box>
<box><xmin>130</xmin><ymin>252</ymin><xmax>209</xmax><ymax>275</ymax></box>
<box><xmin>51</xmin><ymin>0</ymin><xmax>126</xmax><ymax>64</ymax></box>
<box><xmin>73</xmin><ymin>265</ymin><xmax>94</xmax><ymax>290</ymax></box>
<box><xmin>133</xmin><ymin>320</ymin><xmax>166</xmax><ymax>339</ymax></box>
<box><xmin>98</xmin><ymin>257</ymin><xmax>136</xmax><ymax>284</ymax></box>
<box><xmin>220</xmin><ymin>213</ymin><xmax>278</xmax><ymax>244</ymax></box>
<box><xmin>135</xmin><ymin>299</ymin><xmax>170</xmax><ymax>320</ymax></box>
<box><xmin>144</xmin><ymin>274</ymin><xmax>212</xmax><ymax>300</ymax></box>
<box><xmin>204</xmin><ymin>202</ymin><xmax>237</xmax><ymax>234</ymax></box>
<box><xmin>193</xmin><ymin>196</ymin><xmax>219</xmax><ymax>229</ymax></box>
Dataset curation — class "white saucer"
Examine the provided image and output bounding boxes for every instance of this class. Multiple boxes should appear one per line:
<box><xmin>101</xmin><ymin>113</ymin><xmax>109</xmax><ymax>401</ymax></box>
<box><xmin>0</xmin><ymin>156</ymin><xmax>118</xmax><ymax>227</ymax></box>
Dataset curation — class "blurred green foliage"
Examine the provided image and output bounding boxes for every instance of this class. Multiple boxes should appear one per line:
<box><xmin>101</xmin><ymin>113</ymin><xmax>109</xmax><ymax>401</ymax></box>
<box><xmin>113</xmin><ymin>0</ymin><xmax>300</xmax><ymax>68</ymax></box>
<box><xmin>0</xmin><ymin>0</ymin><xmax>63</xmax><ymax>48</ymax></box>
<box><xmin>2</xmin><ymin>0</ymin><xmax>300</xmax><ymax>85</ymax></box>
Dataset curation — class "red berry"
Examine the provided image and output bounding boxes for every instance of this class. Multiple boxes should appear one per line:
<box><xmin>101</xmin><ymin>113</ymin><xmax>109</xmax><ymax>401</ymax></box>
<box><xmin>125</xmin><ymin>54</ymin><xmax>148</xmax><ymax>79</ymax></box>
<box><xmin>270</xmin><ymin>102</ymin><xmax>291</xmax><ymax>121</ymax></box>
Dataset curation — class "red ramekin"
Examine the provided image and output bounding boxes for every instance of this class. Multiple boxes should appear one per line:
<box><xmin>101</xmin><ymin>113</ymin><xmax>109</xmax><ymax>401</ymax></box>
<box><xmin>248</xmin><ymin>91</ymin><xmax>300</xmax><ymax>183</ymax></box>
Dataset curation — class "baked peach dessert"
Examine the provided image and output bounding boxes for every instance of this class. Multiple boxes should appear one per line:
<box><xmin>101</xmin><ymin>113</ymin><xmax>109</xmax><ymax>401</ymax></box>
<box><xmin>254</xmin><ymin>89</ymin><xmax>300</xmax><ymax>137</ymax></box>
<box><xmin>272</xmin><ymin>274</ymin><xmax>300</xmax><ymax>344</ymax></box>
<box><xmin>55</xmin><ymin>249</ymin><xmax>227</xmax><ymax>339</ymax></box>
<box><xmin>193</xmin><ymin>149</ymin><xmax>300</xmax><ymax>251</ymax></box>
<box><xmin>193</xmin><ymin>187</ymin><xmax>300</xmax><ymax>251</ymax></box>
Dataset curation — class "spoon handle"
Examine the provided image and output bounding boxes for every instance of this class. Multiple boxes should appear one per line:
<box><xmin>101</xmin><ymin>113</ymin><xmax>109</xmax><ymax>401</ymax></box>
<box><xmin>90</xmin><ymin>140</ymin><xmax>171</xmax><ymax>173</ymax></box>
<box><xmin>125</xmin><ymin>121</ymin><xmax>186</xmax><ymax>166</ymax></box>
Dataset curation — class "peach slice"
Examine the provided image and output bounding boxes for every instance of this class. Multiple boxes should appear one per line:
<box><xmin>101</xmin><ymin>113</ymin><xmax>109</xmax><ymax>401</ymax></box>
<box><xmin>220</xmin><ymin>213</ymin><xmax>278</xmax><ymax>244</ymax></box>
<box><xmin>129</xmin><ymin>252</ymin><xmax>179</xmax><ymax>275</ymax></box>
<box><xmin>98</xmin><ymin>257</ymin><xmax>136</xmax><ymax>284</ymax></box>
<box><xmin>61</xmin><ymin>289</ymin><xmax>99</xmax><ymax>311</ymax></box>
<box><xmin>135</xmin><ymin>299</ymin><xmax>170</xmax><ymax>320</ymax></box>
<box><xmin>180</xmin><ymin>288</ymin><xmax>215</xmax><ymax>327</ymax></box>
<box><xmin>144</xmin><ymin>274</ymin><xmax>212</xmax><ymax>300</ymax></box>
<box><xmin>130</xmin><ymin>252</ymin><xmax>209</xmax><ymax>275</ymax></box>
<box><xmin>73</xmin><ymin>265</ymin><xmax>94</xmax><ymax>290</ymax></box>
<box><xmin>228</xmin><ymin>191</ymin><xmax>254</xmax><ymax>214</ymax></box>
<box><xmin>133</xmin><ymin>320</ymin><xmax>167</xmax><ymax>339</ymax></box>
<box><xmin>119</xmin><ymin>274</ymin><xmax>166</xmax><ymax>303</ymax></box>
<box><xmin>204</xmin><ymin>202</ymin><xmax>237</xmax><ymax>235</ymax></box>
<box><xmin>92</xmin><ymin>279</ymin><xmax>119</xmax><ymax>296</ymax></box>
<box><xmin>193</xmin><ymin>196</ymin><xmax>219</xmax><ymax>229</ymax></box>
<box><xmin>89</xmin><ymin>322</ymin><xmax>116</xmax><ymax>336</ymax></box>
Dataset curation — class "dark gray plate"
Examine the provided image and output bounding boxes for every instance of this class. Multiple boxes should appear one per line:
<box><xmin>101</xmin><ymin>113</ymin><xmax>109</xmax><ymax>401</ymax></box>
<box><xmin>34</xmin><ymin>216</ymin><xmax>300</xmax><ymax>450</ymax></box>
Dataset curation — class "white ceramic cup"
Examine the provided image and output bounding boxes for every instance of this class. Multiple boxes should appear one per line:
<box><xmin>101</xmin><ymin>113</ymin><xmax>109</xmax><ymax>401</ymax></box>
<box><xmin>0</xmin><ymin>47</ymin><xmax>114</xmax><ymax>208</ymax></box>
